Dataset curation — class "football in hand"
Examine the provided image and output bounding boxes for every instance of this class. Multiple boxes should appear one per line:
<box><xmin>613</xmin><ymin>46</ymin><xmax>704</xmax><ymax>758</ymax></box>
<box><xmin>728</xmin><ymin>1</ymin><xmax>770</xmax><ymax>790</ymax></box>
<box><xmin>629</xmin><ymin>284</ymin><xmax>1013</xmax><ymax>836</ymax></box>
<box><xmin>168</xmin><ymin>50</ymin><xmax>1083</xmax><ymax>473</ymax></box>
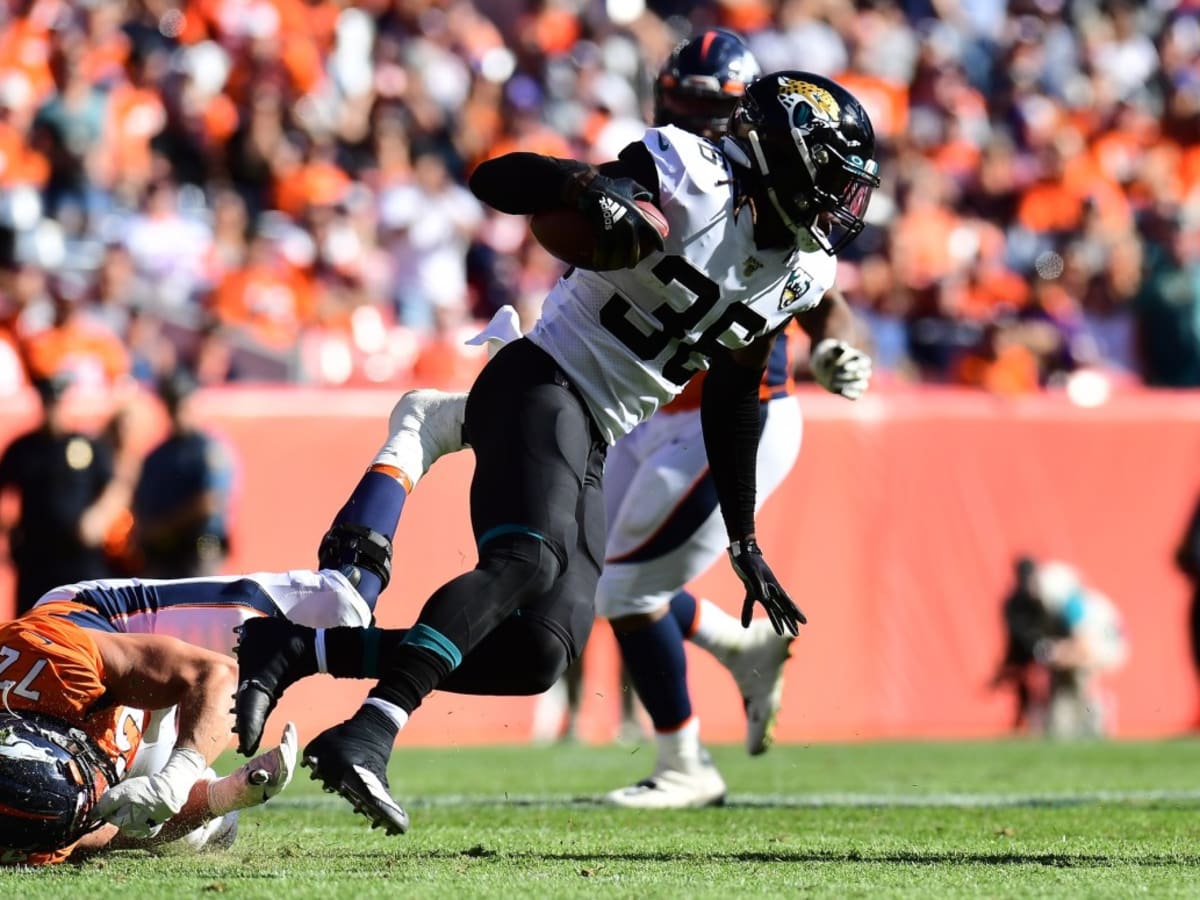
<box><xmin>530</xmin><ymin>200</ymin><xmax>669</xmax><ymax>271</ymax></box>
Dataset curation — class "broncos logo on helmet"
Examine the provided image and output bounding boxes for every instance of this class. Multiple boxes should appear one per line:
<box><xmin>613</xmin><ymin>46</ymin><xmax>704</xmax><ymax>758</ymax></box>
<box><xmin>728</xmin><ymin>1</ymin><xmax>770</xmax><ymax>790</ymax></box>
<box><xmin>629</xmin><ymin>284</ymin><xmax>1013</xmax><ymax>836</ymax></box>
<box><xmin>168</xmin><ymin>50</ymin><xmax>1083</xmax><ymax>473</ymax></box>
<box><xmin>654</xmin><ymin>29</ymin><xmax>762</xmax><ymax>140</ymax></box>
<box><xmin>0</xmin><ymin>713</ymin><xmax>115</xmax><ymax>862</ymax></box>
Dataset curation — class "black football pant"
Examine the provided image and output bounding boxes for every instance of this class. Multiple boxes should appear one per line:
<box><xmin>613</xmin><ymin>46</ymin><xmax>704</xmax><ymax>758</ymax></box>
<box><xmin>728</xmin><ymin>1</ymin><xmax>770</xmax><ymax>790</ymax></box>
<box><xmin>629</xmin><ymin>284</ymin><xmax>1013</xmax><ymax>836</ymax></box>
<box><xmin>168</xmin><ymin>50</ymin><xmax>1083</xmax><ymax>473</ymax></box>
<box><xmin>371</xmin><ymin>339</ymin><xmax>606</xmax><ymax>709</ymax></box>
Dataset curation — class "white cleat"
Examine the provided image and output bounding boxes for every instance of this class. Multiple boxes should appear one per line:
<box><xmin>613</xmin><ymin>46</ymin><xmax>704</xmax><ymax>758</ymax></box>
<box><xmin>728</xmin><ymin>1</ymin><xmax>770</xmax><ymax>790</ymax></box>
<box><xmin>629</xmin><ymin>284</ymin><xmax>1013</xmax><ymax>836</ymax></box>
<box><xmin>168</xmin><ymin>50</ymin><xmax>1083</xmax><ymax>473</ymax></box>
<box><xmin>382</xmin><ymin>389</ymin><xmax>469</xmax><ymax>487</ymax></box>
<box><xmin>723</xmin><ymin>620</ymin><xmax>793</xmax><ymax>756</ymax></box>
<box><xmin>180</xmin><ymin>810</ymin><xmax>239</xmax><ymax>852</ymax></box>
<box><xmin>228</xmin><ymin>721</ymin><xmax>298</xmax><ymax>809</ymax></box>
<box><xmin>604</xmin><ymin>758</ymin><xmax>727</xmax><ymax>809</ymax></box>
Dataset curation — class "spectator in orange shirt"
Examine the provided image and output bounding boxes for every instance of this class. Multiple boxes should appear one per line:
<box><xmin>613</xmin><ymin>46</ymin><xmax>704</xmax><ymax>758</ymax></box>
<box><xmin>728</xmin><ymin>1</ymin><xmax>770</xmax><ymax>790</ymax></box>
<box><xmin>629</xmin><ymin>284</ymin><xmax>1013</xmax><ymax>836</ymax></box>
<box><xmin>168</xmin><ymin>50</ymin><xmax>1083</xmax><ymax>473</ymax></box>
<box><xmin>0</xmin><ymin>93</ymin><xmax>49</xmax><ymax>188</ymax></box>
<box><xmin>954</xmin><ymin>319</ymin><xmax>1041</xmax><ymax>394</ymax></box>
<box><xmin>101</xmin><ymin>45</ymin><xmax>168</xmax><ymax>198</ymax></box>
<box><xmin>22</xmin><ymin>272</ymin><xmax>131</xmax><ymax>391</ymax></box>
<box><xmin>79</xmin><ymin>0</ymin><xmax>131</xmax><ymax>86</ymax></box>
<box><xmin>411</xmin><ymin>301</ymin><xmax>488</xmax><ymax>389</ymax></box>
<box><xmin>210</xmin><ymin>231</ymin><xmax>316</xmax><ymax>351</ymax></box>
<box><xmin>272</xmin><ymin>133</ymin><xmax>351</xmax><ymax>220</ymax></box>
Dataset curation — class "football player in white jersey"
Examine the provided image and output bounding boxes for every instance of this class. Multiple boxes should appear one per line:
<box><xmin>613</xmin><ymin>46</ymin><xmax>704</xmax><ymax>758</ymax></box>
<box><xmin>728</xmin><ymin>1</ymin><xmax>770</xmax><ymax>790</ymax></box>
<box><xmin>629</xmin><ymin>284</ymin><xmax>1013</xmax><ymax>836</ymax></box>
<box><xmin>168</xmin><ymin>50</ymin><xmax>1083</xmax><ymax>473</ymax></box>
<box><xmin>595</xmin><ymin>32</ymin><xmax>872</xmax><ymax>809</ymax></box>
<box><xmin>236</xmin><ymin>69</ymin><xmax>880</xmax><ymax>835</ymax></box>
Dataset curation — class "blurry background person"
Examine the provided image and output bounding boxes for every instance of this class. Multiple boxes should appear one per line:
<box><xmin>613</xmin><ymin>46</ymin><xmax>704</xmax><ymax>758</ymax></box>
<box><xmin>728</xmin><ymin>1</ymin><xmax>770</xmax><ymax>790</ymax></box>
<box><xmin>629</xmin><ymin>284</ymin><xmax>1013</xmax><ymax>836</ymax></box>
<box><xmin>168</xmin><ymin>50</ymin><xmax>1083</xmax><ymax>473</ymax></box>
<box><xmin>1174</xmin><ymin>492</ymin><xmax>1200</xmax><ymax>727</ymax></box>
<box><xmin>993</xmin><ymin>556</ymin><xmax>1128</xmax><ymax>739</ymax></box>
<box><xmin>0</xmin><ymin>375</ymin><xmax>122</xmax><ymax>615</ymax></box>
<box><xmin>131</xmin><ymin>371</ymin><xmax>236</xmax><ymax>578</ymax></box>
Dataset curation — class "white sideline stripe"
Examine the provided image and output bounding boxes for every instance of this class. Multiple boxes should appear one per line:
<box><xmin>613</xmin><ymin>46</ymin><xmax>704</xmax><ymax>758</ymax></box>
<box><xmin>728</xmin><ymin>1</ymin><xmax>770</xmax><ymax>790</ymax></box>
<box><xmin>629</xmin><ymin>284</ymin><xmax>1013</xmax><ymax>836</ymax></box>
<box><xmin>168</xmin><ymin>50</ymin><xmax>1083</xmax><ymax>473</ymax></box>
<box><xmin>269</xmin><ymin>788</ymin><xmax>1200</xmax><ymax>811</ymax></box>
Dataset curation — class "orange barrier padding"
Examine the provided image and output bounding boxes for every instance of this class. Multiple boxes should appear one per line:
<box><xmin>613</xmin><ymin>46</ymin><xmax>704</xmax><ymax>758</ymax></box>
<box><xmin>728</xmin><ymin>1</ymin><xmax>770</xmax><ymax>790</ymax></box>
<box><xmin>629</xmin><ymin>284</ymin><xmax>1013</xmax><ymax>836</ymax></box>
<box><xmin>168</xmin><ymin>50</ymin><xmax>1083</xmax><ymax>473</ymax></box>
<box><xmin>2</xmin><ymin>386</ymin><xmax>1199</xmax><ymax>744</ymax></box>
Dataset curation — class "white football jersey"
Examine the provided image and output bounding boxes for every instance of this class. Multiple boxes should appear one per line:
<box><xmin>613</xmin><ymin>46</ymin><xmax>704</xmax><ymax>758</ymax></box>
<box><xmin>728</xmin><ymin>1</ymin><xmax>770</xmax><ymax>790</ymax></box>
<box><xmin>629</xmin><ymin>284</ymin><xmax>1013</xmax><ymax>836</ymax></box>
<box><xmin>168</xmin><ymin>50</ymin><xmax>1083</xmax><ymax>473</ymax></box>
<box><xmin>527</xmin><ymin>125</ymin><xmax>837</xmax><ymax>444</ymax></box>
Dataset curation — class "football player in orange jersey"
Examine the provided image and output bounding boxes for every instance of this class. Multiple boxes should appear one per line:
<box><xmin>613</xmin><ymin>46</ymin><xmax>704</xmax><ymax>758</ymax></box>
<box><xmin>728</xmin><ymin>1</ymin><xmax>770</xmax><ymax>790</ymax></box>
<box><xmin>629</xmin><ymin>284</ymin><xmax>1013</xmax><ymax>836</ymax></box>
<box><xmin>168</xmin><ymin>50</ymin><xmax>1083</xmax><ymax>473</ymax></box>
<box><xmin>0</xmin><ymin>601</ymin><xmax>297</xmax><ymax>866</ymax></box>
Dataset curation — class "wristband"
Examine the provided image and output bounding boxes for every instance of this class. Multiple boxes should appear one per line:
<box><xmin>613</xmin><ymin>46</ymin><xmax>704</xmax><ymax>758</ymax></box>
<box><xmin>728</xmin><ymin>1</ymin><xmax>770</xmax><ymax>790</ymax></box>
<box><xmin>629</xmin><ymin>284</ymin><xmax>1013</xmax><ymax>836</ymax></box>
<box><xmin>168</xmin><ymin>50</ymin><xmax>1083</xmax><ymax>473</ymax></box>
<box><xmin>730</xmin><ymin>538</ymin><xmax>759</xmax><ymax>556</ymax></box>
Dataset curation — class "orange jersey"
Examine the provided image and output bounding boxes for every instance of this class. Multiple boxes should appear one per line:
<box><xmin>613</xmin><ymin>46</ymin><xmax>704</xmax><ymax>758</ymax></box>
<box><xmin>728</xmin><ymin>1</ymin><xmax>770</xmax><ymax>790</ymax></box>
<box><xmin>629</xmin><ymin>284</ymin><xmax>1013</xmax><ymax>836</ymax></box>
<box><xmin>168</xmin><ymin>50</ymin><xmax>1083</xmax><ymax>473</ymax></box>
<box><xmin>0</xmin><ymin>603</ymin><xmax>146</xmax><ymax>865</ymax></box>
<box><xmin>0</xmin><ymin>603</ymin><xmax>145</xmax><ymax>780</ymax></box>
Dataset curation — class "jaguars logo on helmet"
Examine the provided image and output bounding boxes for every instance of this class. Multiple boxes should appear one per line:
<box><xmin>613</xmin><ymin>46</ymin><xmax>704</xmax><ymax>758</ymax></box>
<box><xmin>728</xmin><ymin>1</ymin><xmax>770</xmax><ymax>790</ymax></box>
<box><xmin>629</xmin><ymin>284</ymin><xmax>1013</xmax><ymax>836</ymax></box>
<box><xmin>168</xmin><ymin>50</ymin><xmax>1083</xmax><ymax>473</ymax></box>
<box><xmin>776</xmin><ymin>77</ymin><xmax>840</xmax><ymax>131</ymax></box>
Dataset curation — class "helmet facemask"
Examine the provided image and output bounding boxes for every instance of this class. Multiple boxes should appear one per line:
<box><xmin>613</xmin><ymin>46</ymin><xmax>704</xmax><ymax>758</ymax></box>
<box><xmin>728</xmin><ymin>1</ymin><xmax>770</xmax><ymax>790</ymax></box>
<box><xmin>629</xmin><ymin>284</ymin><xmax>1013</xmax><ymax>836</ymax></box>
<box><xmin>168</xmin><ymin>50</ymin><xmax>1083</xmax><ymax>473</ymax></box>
<box><xmin>654</xmin><ymin>84</ymin><xmax>742</xmax><ymax>140</ymax></box>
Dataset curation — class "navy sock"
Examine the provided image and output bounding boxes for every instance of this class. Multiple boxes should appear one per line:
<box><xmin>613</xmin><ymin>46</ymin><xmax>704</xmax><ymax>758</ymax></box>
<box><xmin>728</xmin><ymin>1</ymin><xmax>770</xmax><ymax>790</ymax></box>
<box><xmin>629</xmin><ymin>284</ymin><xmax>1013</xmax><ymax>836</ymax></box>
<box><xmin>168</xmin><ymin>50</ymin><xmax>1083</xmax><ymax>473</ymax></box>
<box><xmin>614</xmin><ymin>614</ymin><xmax>692</xmax><ymax>732</ymax></box>
<box><xmin>668</xmin><ymin>590</ymin><xmax>698</xmax><ymax>636</ymax></box>
<box><xmin>328</xmin><ymin>470</ymin><xmax>407</xmax><ymax>606</ymax></box>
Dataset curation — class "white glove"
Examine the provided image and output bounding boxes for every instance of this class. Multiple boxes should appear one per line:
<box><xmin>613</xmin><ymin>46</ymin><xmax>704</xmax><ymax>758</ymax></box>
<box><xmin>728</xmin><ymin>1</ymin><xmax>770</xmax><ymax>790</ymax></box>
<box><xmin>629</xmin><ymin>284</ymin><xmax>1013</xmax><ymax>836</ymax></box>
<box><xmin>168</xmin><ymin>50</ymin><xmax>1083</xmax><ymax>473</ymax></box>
<box><xmin>810</xmin><ymin>338</ymin><xmax>872</xmax><ymax>400</ymax></box>
<box><xmin>93</xmin><ymin>746</ymin><xmax>207</xmax><ymax>838</ymax></box>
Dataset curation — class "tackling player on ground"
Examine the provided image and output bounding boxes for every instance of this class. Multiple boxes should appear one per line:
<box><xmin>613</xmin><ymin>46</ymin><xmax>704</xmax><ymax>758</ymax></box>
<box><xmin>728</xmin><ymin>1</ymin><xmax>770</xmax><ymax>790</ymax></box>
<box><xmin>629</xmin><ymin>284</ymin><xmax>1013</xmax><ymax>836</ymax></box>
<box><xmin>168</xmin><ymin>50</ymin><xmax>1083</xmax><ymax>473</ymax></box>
<box><xmin>237</xmin><ymin>67</ymin><xmax>879</xmax><ymax>834</ymax></box>
<box><xmin>0</xmin><ymin>455</ymin><xmax>413</xmax><ymax>864</ymax></box>
<box><xmin>0</xmin><ymin>603</ymin><xmax>296</xmax><ymax>865</ymax></box>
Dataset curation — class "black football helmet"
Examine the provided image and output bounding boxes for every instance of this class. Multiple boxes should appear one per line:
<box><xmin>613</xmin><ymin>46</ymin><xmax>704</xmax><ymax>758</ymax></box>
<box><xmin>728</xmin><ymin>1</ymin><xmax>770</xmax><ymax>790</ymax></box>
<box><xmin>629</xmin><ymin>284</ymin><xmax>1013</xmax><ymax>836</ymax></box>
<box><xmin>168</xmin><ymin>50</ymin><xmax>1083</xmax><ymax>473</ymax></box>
<box><xmin>724</xmin><ymin>71</ymin><xmax>880</xmax><ymax>254</ymax></box>
<box><xmin>0</xmin><ymin>713</ymin><xmax>114</xmax><ymax>854</ymax></box>
<box><xmin>654</xmin><ymin>29</ymin><xmax>762</xmax><ymax>139</ymax></box>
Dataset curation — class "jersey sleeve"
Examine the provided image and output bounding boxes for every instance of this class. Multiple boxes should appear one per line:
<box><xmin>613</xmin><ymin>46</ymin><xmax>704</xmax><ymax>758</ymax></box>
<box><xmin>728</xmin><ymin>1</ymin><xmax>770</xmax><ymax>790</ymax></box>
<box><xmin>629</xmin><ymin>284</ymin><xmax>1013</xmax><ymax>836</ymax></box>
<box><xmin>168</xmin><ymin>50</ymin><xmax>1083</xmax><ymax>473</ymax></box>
<box><xmin>619</xmin><ymin>127</ymin><xmax>687</xmax><ymax>209</ymax></box>
<box><xmin>0</xmin><ymin>610</ymin><xmax>107</xmax><ymax>721</ymax></box>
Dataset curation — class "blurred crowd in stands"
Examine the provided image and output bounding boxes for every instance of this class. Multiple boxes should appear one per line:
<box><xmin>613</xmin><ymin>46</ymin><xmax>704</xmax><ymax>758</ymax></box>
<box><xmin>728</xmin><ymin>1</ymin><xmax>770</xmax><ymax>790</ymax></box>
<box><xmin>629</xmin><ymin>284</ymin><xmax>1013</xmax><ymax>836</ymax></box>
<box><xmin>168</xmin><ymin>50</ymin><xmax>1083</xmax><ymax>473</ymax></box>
<box><xmin>0</xmin><ymin>0</ymin><xmax>1197</xmax><ymax>397</ymax></box>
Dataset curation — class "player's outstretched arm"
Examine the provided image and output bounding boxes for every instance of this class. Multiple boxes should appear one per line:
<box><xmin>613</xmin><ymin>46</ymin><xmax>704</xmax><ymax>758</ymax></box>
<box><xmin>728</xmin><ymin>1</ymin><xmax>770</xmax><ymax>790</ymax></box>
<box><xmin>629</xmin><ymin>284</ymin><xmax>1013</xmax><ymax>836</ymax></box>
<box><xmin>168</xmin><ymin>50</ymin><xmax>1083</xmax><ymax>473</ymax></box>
<box><xmin>469</xmin><ymin>153</ymin><xmax>600</xmax><ymax>214</ymax></box>
<box><xmin>701</xmin><ymin>337</ymin><xmax>807</xmax><ymax>637</ymax></box>
<box><xmin>795</xmin><ymin>288</ymin><xmax>872</xmax><ymax>400</ymax></box>
<box><xmin>91</xmin><ymin>631</ymin><xmax>237</xmax><ymax>836</ymax></box>
<box><xmin>470</xmin><ymin>149</ymin><xmax>664</xmax><ymax>270</ymax></box>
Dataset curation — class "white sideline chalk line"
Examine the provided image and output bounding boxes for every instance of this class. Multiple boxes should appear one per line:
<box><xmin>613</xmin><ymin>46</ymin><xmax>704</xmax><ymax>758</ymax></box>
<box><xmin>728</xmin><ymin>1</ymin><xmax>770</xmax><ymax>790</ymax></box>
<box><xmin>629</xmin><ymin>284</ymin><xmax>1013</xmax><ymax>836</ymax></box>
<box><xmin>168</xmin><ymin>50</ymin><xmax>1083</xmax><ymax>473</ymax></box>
<box><xmin>269</xmin><ymin>788</ymin><xmax>1200</xmax><ymax>811</ymax></box>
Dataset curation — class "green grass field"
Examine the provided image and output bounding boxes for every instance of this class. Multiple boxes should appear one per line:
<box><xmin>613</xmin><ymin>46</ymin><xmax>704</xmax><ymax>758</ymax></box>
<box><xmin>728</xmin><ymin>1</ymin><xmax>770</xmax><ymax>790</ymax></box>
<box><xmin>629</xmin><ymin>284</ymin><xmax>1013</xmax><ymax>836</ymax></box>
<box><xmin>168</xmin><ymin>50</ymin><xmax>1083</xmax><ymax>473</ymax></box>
<box><xmin>10</xmin><ymin>739</ymin><xmax>1200</xmax><ymax>897</ymax></box>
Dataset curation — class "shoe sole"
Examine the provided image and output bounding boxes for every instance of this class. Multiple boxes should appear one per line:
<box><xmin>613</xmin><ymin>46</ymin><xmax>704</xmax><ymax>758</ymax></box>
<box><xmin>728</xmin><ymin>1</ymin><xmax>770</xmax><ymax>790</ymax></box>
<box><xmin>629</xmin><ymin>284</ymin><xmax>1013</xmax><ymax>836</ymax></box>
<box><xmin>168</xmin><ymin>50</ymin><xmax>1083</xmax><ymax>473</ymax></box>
<box><xmin>605</xmin><ymin>790</ymin><xmax>727</xmax><ymax>810</ymax></box>
<box><xmin>302</xmin><ymin>754</ymin><xmax>410</xmax><ymax>835</ymax></box>
<box><xmin>743</xmin><ymin>640</ymin><xmax>793</xmax><ymax>756</ymax></box>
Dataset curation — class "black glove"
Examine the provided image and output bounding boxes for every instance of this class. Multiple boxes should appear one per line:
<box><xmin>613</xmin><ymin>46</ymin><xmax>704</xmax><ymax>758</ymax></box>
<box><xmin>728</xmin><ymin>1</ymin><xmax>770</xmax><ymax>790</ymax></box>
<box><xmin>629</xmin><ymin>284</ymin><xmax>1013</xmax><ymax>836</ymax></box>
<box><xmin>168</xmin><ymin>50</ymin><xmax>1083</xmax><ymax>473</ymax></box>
<box><xmin>570</xmin><ymin>172</ymin><xmax>666</xmax><ymax>270</ymax></box>
<box><xmin>729</xmin><ymin>538</ymin><xmax>807</xmax><ymax>637</ymax></box>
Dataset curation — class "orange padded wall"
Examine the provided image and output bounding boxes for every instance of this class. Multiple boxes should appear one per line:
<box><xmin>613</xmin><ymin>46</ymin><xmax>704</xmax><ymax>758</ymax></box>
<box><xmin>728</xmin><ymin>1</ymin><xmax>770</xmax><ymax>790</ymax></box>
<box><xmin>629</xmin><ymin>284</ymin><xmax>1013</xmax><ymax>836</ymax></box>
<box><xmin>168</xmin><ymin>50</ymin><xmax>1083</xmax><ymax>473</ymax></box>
<box><xmin>2</xmin><ymin>386</ymin><xmax>1197</xmax><ymax>743</ymax></box>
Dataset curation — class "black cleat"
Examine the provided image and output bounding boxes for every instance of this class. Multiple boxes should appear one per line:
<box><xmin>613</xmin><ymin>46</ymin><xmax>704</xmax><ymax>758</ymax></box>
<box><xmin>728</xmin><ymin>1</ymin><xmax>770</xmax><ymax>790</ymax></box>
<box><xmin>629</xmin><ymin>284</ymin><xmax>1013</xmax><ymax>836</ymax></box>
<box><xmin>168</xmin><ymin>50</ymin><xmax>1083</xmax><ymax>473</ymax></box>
<box><xmin>233</xmin><ymin>617</ymin><xmax>316</xmax><ymax>756</ymax></box>
<box><xmin>302</xmin><ymin>710</ymin><xmax>409</xmax><ymax>835</ymax></box>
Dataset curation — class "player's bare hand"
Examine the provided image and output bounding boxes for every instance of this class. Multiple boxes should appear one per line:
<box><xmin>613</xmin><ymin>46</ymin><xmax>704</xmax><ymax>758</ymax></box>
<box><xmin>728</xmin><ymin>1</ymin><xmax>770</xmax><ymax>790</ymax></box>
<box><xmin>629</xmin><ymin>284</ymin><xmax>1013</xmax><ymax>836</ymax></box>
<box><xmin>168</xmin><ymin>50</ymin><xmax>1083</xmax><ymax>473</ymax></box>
<box><xmin>729</xmin><ymin>538</ymin><xmax>806</xmax><ymax>637</ymax></box>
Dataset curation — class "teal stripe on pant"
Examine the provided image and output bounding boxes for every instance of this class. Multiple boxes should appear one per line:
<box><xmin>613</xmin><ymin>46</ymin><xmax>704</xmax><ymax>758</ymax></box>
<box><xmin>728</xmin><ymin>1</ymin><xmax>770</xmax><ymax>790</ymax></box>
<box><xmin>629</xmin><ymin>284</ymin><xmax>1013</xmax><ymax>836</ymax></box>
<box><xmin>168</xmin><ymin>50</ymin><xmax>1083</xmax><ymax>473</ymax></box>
<box><xmin>477</xmin><ymin>523</ymin><xmax>548</xmax><ymax>550</ymax></box>
<box><xmin>400</xmin><ymin>623</ymin><xmax>463</xmax><ymax>669</ymax></box>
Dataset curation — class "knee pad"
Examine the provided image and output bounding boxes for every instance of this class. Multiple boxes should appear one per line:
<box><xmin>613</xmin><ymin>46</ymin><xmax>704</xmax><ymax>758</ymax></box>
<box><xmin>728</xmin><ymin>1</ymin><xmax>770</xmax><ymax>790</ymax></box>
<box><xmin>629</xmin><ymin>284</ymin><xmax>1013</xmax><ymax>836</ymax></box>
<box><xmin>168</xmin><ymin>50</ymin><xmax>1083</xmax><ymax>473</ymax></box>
<box><xmin>509</xmin><ymin>621</ymin><xmax>572</xmax><ymax>694</ymax></box>
<box><xmin>318</xmin><ymin>523</ymin><xmax>392</xmax><ymax>592</ymax></box>
<box><xmin>477</xmin><ymin>533</ymin><xmax>562</xmax><ymax>602</ymax></box>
